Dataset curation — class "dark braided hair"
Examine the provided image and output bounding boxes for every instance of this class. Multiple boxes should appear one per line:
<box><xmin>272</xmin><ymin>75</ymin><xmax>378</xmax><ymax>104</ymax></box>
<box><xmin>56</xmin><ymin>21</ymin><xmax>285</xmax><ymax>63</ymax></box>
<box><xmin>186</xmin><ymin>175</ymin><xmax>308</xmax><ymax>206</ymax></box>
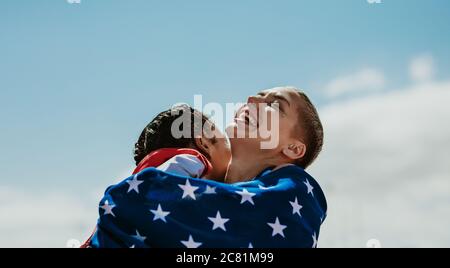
<box><xmin>134</xmin><ymin>105</ymin><xmax>215</xmax><ymax>165</ymax></box>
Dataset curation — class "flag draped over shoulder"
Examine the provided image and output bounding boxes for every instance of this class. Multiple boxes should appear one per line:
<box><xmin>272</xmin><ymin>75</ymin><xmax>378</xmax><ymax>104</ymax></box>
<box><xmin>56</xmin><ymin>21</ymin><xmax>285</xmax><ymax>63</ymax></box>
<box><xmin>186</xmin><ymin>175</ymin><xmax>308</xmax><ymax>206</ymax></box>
<box><xmin>88</xmin><ymin>165</ymin><xmax>327</xmax><ymax>248</ymax></box>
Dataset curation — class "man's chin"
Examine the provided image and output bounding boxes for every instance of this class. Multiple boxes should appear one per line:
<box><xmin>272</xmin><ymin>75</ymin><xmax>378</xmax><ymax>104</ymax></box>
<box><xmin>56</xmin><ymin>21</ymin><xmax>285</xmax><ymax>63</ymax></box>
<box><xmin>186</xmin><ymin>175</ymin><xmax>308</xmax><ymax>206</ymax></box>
<box><xmin>225</xmin><ymin>123</ymin><xmax>237</xmax><ymax>138</ymax></box>
<box><xmin>226</xmin><ymin>124</ymin><xmax>252</xmax><ymax>139</ymax></box>
<box><xmin>225</xmin><ymin>126</ymin><xmax>260</xmax><ymax>150</ymax></box>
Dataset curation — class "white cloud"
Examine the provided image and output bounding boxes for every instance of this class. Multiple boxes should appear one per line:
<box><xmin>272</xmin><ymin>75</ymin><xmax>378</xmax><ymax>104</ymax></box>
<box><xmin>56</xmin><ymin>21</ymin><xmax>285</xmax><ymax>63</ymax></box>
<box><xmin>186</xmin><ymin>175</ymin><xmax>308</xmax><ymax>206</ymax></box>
<box><xmin>0</xmin><ymin>186</ymin><xmax>98</xmax><ymax>248</ymax></box>
<box><xmin>323</xmin><ymin>68</ymin><xmax>386</xmax><ymax>98</ymax></box>
<box><xmin>410</xmin><ymin>54</ymin><xmax>435</xmax><ymax>82</ymax></box>
<box><xmin>310</xmin><ymin>80</ymin><xmax>450</xmax><ymax>247</ymax></box>
<box><xmin>0</xmin><ymin>167</ymin><xmax>132</xmax><ymax>248</ymax></box>
<box><xmin>0</xmin><ymin>163</ymin><xmax>133</xmax><ymax>248</ymax></box>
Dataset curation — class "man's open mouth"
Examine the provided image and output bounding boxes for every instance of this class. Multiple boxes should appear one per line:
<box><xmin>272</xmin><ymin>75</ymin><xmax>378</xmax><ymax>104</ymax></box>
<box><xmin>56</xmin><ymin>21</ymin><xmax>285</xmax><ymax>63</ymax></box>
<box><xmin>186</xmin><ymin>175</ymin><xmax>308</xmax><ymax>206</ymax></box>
<box><xmin>235</xmin><ymin>106</ymin><xmax>258</xmax><ymax>128</ymax></box>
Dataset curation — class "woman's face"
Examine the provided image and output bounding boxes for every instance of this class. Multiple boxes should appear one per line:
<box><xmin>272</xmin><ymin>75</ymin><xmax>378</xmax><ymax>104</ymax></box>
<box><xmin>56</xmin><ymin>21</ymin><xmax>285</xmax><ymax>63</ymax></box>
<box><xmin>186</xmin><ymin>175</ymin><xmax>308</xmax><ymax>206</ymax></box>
<box><xmin>204</xmin><ymin>126</ymin><xmax>232</xmax><ymax>181</ymax></box>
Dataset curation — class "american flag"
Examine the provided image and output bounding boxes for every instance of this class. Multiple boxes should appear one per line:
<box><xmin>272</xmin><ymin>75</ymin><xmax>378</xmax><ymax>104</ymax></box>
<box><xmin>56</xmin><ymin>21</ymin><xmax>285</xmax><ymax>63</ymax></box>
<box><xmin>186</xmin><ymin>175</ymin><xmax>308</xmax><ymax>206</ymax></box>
<box><xmin>87</xmin><ymin>165</ymin><xmax>327</xmax><ymax>248</ymax></box>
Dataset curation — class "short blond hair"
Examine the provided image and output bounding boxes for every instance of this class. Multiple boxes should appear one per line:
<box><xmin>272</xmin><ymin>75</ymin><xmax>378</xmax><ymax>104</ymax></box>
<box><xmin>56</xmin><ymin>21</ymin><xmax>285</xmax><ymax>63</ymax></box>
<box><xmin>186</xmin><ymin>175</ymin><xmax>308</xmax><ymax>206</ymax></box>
<box><xmin>293</xmin><ymin>89</ymin><xmax>324</xmax><ymax>168</ymax></box>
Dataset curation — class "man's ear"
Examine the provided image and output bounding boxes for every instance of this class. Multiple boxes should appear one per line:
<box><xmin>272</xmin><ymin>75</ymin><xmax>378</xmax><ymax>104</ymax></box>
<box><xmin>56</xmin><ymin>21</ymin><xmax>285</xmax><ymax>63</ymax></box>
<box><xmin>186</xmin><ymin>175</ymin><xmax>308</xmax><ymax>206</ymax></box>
<box><xmin>282</xmin><ymin>140</ymin><xmax>306</xmax><ymax>161</ymax></box>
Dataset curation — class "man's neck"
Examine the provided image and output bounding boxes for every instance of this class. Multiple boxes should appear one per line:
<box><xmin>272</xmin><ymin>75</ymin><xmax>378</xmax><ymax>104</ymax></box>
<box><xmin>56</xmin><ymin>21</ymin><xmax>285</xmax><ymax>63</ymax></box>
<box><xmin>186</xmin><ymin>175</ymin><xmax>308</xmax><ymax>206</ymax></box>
<box><xmin>225</xmin><ymin>155</ymin><xmax>270</xmax><ymax>183</ymax></box>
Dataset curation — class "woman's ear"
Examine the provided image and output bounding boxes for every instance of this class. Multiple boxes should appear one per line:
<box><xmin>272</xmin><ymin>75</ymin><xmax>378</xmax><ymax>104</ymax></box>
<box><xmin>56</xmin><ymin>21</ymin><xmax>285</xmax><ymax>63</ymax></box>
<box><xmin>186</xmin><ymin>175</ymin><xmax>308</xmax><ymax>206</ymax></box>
<box><xmin>282</xmin><ymin>141</ymin><xmax>306</xmax><ymax>161</ymax></box>
<box><xmin>194</xmin><ymin>136</ymin><xmax>212</xmax><ymax>156</ymax></box>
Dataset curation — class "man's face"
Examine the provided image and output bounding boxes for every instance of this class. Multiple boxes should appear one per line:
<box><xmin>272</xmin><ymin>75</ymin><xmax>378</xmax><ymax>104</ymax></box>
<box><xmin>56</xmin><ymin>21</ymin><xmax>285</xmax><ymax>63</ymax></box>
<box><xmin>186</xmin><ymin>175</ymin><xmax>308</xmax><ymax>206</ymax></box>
<box><xmin>226</xmin><ymin>87</ymin><xmax>304</xmax><ymax>157</ymax></box>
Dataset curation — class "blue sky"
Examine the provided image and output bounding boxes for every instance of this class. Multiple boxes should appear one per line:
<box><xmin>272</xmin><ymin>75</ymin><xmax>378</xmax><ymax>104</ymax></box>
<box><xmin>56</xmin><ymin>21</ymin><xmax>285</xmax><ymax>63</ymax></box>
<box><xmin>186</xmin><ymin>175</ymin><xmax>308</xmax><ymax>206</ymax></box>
<box><xmin>1</xmin><ymin>0</ymin><xmax>450</xmax><ymax>247</ymax></box>
<box><xmin>1</xmin><ymin>0</ymin><xmax>449</xmax><ymax>191</ymax></box>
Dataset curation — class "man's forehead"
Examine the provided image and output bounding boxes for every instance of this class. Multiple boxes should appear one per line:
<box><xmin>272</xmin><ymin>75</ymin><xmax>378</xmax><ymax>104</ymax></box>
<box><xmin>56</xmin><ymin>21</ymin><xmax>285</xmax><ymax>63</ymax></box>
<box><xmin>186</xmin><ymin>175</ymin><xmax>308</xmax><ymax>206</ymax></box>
<box><xmin>261</xmin><ymin>86</ymin><xmax>294</xmax><ymax>93</ymax></box>
<box><xmin>260</xmin><ymin>87</ymin><xmax>301</xmax><ymax>100</ymax></box>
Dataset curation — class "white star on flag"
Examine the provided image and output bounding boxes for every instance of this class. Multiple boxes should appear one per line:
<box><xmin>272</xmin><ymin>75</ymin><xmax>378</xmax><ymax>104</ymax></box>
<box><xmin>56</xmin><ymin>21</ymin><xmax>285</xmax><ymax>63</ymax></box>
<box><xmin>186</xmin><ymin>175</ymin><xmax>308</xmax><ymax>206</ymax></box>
<box><xmin>312</xmin><ymin>232</ymin><xmax>318</xmax><ymax>248</ymax></box>
<box><xmin>267</xmin><ymin>217</ymin><xmax>287</xmax><ymax>238</ymax></box>
<box><xmin>150</xmin><ymin>204</ymin><xmax>171</xmax><ymax>223</ymax></box>
<box><xmin>100</xmin><ymin>200</ymin><xmax>116</xmax><ymax>217</ymax></box>
<box><xmin>289</xmin><ymin>197</ymin><xmax>303</xmax><ymax>217</ymax></box>
<box><xmin>208</xmin><ymin>211</ymin><xmax>230</xmax><ymax>231</ymax></box>
<box><xmin>127</xmin><ymin>175</ymin><xmax>144</xmax><ymax>194</ymax></box>
<box><xmin>133</xmin><ymin>230</ymin><xmax>146</xmax><ymax>242</ymax></box>
<box><xmin>181</xmin><ymin>235</ymin><xmax>202</xmax><ymax>248</ymax></box>
<box><xmin>204</xmin><ymin>185</ymin><xmax>217</xmax><ymax>194</ymax></box>
<box><xmin>248</xmin><ymin>243</ymin><xmax>254</xmax><ymax>248</ymax></box>
<box><xmin>178</xmin><ymin>179</ymin><xmax>199</xmax><ymax>200</ymax></box>
<box><xmin>304</xmin><ymin>179</ymin><xmax>314</xmax><ymax>196</ymax></box>
<box><xmin>236</xmin><ymin>188</ymin><xmax>256</xmax><ymax>205</ymax></box>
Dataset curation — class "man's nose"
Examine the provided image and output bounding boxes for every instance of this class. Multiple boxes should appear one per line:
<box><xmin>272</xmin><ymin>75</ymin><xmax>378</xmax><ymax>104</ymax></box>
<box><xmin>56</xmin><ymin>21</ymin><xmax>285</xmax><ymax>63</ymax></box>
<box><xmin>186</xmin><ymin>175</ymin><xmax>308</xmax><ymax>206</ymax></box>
<box><xmin>247</xmin><ymin>95</ymin><xmax>263</xmax><ymax>104</ymax></box>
